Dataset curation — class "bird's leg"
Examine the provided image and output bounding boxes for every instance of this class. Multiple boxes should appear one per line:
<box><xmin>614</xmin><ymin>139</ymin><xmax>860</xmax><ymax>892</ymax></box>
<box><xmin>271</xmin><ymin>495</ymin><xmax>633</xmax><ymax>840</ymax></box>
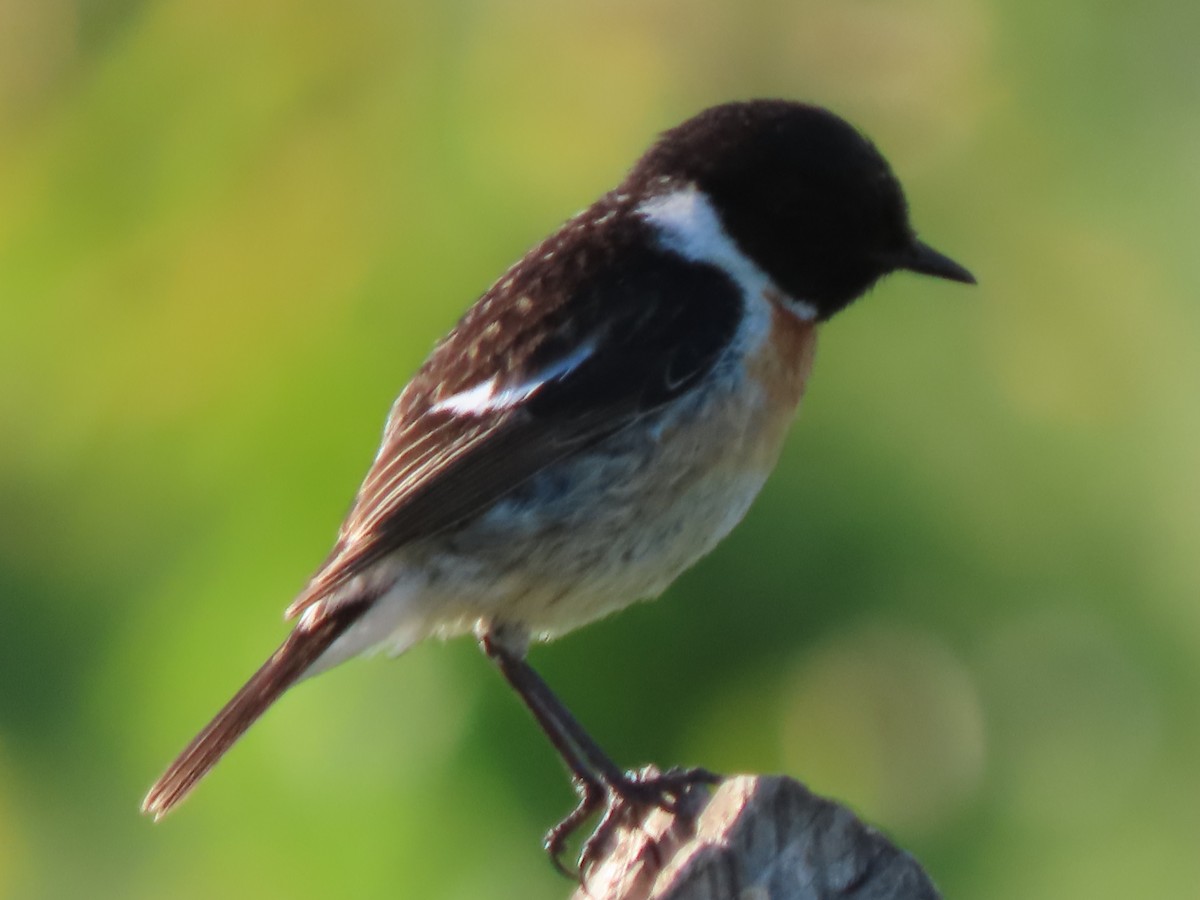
<box><xmin>478</xmin><ymin>624</ymin><xmax>719</xmax><ymax>879</ymax></box>
<box><xmin>478</xmin><ymin>626</ymin><xmax>607</xmax><ymax>877</ymax></box>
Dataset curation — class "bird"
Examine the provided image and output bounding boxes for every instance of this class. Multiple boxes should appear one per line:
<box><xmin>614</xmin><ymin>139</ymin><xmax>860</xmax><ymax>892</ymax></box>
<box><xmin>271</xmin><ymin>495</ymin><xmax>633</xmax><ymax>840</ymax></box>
<box><xmin>141</xmin><ymin>99</ymin><xmax>975</xmax><ymax>873</ymax></box>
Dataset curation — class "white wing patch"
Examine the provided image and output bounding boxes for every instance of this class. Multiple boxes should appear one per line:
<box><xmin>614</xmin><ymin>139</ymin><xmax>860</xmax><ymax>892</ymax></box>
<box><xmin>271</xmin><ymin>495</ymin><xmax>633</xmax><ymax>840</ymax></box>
<box><xmin>431</xmin><ymin>339</ymin><xmax>597</xmax><ymax>416</ymax></box>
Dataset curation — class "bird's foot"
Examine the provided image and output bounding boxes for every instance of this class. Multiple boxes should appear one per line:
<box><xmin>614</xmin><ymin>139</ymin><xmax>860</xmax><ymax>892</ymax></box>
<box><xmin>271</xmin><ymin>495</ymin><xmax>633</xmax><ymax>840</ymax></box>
<box><xmin>544</xmin><ymin>765</ymin><xmax>720</xmax><ymax>881</ymax></box>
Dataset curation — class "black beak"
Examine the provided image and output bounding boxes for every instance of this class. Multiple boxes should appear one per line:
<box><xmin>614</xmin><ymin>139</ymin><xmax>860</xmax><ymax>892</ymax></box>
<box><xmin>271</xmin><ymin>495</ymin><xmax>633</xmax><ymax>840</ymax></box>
<box><xmin>901</xmin><ymin>240</ymin><xmax>976</xmax><ymax>285</ymax></box>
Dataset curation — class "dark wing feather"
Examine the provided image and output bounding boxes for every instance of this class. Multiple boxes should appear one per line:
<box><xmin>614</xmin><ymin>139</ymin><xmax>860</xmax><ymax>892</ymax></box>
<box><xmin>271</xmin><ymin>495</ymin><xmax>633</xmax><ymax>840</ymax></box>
<box><xmin>288</xmin><ymin>215</ymin><xmax>743</xmax><ymax>619</ymax></box>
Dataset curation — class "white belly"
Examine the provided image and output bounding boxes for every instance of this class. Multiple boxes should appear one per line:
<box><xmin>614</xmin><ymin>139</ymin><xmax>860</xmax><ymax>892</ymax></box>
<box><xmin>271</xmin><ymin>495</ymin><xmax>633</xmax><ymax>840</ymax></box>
<box><xmin>316</xmin><ymin>301</ymin><xmax>817</xmax><ymax>669</ymax></box>
<box><xmin>413</xmin><ymin>335</ymin><xmax>809</xmax><ymax>640</ymax></box>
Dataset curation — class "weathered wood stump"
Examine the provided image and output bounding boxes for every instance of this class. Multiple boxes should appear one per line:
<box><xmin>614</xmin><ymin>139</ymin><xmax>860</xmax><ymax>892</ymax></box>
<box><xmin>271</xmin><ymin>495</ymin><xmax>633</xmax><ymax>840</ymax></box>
<box><xmin>572</xmin><ymin>775</ymin><xmax>941</xmax><ymax>900</ymax></box>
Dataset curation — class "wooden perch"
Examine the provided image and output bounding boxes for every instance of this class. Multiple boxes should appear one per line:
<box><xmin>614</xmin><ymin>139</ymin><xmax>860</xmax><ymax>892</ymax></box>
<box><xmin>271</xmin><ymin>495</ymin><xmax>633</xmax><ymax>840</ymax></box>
<box><xmin>572</xmin><ymin>775</ymin><xmax>941</xmax><ymax>900</ymax></box>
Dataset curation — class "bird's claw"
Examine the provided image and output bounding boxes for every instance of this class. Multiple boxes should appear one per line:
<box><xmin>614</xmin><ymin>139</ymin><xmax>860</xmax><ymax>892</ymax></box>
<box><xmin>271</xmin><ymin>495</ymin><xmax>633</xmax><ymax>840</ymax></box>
<box><xmin>544</xmin><ymin>765</ymin><xmax>721</xmax><ymax>882</ymax></box>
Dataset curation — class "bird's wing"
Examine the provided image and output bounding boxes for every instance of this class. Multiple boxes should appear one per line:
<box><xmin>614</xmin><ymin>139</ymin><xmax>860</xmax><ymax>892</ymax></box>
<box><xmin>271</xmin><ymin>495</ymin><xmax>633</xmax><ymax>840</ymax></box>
<box><xmin>287</xmin><ymin>240</ymin><xmax>744</xmax><ymax>619</ymax></box>
<box><xmin>142</xmin><ymin>229</ymin><xmax>746</xmax><ymax>820</ymax></box>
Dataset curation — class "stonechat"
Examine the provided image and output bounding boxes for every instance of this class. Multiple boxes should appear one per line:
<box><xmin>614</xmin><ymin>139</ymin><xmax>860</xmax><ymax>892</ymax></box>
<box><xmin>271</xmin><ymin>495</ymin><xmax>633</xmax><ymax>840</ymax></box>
<box><xmin>142</xmin><ymin>99</ymin><xmax>975</xmax><ymax>872</ymax></box>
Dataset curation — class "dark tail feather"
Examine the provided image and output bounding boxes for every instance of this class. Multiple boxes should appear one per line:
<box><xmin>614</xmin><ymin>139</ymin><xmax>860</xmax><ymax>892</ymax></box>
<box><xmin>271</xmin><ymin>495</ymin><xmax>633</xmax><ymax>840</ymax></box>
<box><xmin>141</xmin><ymin>603</ymin><xmax>364</xmax><ymax>820</ymax></box>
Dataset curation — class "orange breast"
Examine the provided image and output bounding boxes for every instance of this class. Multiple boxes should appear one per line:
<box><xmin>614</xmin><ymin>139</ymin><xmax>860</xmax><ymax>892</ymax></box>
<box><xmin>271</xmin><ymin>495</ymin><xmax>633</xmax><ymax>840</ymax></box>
<box><xmin>742</xmin><ymin>295</ymin><xmax>818</xmax><ymax>469</ymax></box>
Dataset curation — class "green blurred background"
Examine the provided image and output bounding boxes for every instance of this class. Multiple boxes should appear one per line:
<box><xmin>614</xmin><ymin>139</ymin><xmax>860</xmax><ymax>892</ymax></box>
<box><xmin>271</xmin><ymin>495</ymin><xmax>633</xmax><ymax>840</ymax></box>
<box><xmin>2</xmin><ymin>0</ymin><xmax>1198</xmax><ymax>897</ymax></box>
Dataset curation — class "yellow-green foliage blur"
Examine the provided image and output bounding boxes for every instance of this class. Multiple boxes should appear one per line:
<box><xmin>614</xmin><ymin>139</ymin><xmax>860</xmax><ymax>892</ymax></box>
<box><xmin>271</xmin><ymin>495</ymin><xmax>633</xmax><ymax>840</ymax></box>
<box><xmin>1</xmin><ymin>2</ymin><xmax>1196</xmax><ymax>898</ymax></box>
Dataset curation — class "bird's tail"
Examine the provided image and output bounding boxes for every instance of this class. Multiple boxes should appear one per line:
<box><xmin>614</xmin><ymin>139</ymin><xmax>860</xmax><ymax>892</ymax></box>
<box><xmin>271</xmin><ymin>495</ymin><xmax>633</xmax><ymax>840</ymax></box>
<box><xmin>141</xmin><ymin>601</ymin><xmax>366</xmax><ymax>820</ymax></box>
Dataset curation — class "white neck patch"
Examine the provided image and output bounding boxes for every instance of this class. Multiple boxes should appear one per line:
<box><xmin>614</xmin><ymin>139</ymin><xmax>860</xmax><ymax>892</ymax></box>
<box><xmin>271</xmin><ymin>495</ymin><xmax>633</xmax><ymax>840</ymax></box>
<box><xmin>636</xmin><ymin>186</ymin><xmax>818</xmax><ymax>322</ymax></box>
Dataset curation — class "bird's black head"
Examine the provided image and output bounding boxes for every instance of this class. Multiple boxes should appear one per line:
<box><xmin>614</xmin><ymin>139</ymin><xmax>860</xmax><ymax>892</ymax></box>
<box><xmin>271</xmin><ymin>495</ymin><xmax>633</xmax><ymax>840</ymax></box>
<box><xmin>626</xmin><ymin>100</ymin><xmax>975</xmax><ymax>320</ymax></box>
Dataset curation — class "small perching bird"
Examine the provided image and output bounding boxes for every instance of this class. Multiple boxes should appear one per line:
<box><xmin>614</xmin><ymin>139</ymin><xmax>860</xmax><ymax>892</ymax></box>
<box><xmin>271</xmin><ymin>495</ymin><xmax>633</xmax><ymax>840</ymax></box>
<box><xmin>142</xmin><ymin>99</ymin><xmax>975</xmax><ymax>873</ymax></box>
